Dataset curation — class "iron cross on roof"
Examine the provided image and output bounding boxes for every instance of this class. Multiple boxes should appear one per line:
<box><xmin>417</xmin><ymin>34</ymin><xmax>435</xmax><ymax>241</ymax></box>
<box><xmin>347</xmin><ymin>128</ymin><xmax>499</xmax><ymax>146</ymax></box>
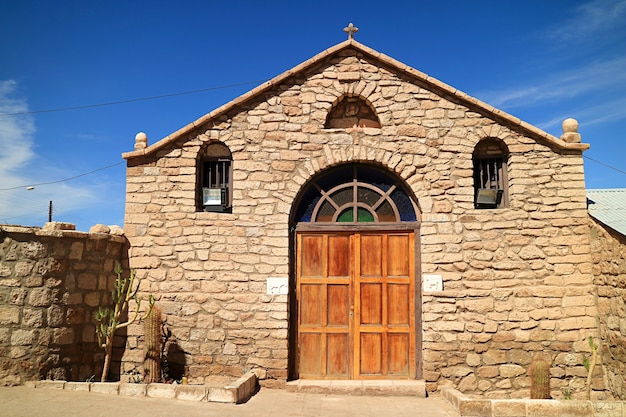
<box><xmin>343</xmin><ymin>23</ymin><xmax>358</xmax><ymax>40</ymax></box>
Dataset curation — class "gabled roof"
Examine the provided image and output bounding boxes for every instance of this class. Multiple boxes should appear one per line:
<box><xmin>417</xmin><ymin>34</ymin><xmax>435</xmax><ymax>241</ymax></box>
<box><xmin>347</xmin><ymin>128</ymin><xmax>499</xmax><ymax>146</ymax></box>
<box><xmin>123</xmin><ymin>39</ymin><xmax>589</xmax><ymax>160</ymax></box>
<box><xmin>587</xmin><ymin>189</ymin><xmax>626</xmax><ymax>237</ymax></box>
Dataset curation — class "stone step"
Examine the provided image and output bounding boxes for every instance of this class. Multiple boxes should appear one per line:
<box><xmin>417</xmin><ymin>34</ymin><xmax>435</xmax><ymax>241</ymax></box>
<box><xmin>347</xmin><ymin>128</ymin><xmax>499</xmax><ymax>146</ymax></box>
<box><xmin>286</xmin><ymin>379</ymin><xmax>426</xmax><ymax>397</ymax></box>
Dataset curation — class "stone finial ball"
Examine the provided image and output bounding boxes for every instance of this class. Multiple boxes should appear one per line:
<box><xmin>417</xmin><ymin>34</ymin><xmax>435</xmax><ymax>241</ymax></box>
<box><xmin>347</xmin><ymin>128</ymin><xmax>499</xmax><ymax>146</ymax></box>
<box><xmin>562</xmin><ymin>118</ymin><xmax>579</xmax><ymax>133</ymax></box>
<box><xmin>134</xmin><ymin>132</ymin><xmax>148</xmax><ymax>150</ymax></box>
<box><xmin>135</xmin><ymin>132</ymin><xmax>148</xmax><ymax>142</ymax></box>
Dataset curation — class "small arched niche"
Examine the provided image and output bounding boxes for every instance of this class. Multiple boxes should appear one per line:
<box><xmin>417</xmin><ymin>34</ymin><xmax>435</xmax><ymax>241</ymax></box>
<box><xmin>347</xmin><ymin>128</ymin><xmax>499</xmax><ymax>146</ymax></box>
<box><xmin>324</xmin><ymin>95</ymin><xmax>381</xmax><ymax>129</ymax></box>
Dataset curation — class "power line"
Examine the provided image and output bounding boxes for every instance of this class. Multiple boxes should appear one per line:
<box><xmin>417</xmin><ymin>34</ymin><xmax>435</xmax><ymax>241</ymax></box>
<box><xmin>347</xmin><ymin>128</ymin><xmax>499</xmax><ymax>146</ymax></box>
<box><xmin>0</xmin><ymin>161</ymin><xmax>125</xmax><ymax>191</ymax></box>
<box><xmin>583</xmin><ymin>155</ymin><xmax>626</xmax><ymax>176</ymax></box>
<box><xmin>0</xmin><ymin>80</ymin><xmax>267</xmax><ymax>117</ymax></box>
<box><xmin>1</xmin><ymin>154</ymin><xmax>623</xmax><ymax>193</ymax></box>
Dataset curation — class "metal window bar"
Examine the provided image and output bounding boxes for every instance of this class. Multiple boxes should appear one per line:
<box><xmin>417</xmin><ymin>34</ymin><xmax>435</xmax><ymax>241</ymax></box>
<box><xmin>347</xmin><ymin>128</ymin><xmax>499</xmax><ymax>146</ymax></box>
<box><xmin>204</xmin><ymin>159</ymin><xmax>231</xmax><ymax>188</ymax></box>
<box><xmin>479</xmin><ymin>158</ymin><xmax>502</xmax><ymax>189</ymax></box>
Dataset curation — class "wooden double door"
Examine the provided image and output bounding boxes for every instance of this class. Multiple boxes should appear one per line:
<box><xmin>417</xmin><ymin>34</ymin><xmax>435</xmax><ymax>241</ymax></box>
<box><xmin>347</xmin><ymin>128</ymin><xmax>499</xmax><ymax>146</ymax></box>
<box><xmin>296</xmin><ymin>231</ymin><xmax>417</xmax><ymax>379</ymax></box>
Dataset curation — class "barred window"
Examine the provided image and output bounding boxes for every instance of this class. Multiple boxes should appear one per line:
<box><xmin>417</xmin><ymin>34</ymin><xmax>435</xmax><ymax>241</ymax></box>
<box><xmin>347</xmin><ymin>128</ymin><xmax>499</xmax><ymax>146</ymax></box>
<box><xmin>198</xmin><ymin>142</ymin><xmax>232</xmax><ymax>213</ymax></box>
<box><xmin>473</xmin><ymin>139</ymin><xmax>508</xmax><ymax>209</ymax></box>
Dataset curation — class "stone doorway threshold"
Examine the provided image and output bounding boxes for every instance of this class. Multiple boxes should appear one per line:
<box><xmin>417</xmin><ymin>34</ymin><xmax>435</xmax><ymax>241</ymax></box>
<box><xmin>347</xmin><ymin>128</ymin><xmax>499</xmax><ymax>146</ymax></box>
<box><xmin>286</xmin><ymin>379</ymin><xmax>426</xmax><ymax>397</ymax></box>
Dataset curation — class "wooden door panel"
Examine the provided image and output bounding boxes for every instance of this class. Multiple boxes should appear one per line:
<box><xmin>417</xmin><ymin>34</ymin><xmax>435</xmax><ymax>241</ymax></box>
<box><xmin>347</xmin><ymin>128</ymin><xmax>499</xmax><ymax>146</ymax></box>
<box><xmin>327</xmin><ymin>334</ymin><xmax>349</xmax><ymax>376</ymax></box>
<box><xmin>360</xmin><ymin>235</ymin><xmax>382</xmax><ymax>277</ymax></box>
<box><xmin>301</xmin><ymin>235</ymin><xmax>323</xmax><ymax>277</ymax></box>
<box><xmin>360</xmin><ymin>333</ymin><xmax>382</xmax><ymax>374</ymax></box>
<box><xmin>360</xmin><ymin>283</ymin><xmax>382</xmax><ymax>325</ymax></box>
<box><xmin>387</xmin><ymin>234</ymin><xmax>410</xmax><ymax>276</ymax></box>
<box><xmin>327</xmin><ymin>284</ymin><xmax>350</xmax><ymax>326</ymax></box>
<box><xmin>300</xmin><ymin>333</ymin><xmax>322</xmax><ymax>375</ymax></box>
<box><xmin>300</xmin><ymin>284</ymin><xmax>323</xmax><ymax>326</ymax></box>
<box><xmin>328</xmin><ymin>235</ymin><xmax>350</xmax><ymax>277</ymax></box>
<box><xmin>387</xmin><ymin>283</ymin><xmax>410</xmax><ymax>325</ymax></box>
<box><xmin>387</xmin><ymin>333</ymin><xmax>410</xmax><ymax>375</ymax></box>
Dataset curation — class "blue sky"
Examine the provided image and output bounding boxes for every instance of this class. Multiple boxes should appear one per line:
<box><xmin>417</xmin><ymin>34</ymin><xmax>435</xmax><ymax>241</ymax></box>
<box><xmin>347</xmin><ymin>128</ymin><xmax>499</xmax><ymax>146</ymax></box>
<box><xmin>1</xmin><ymin>0</ymin><xmax>625</xmax><ymax>232</ymax></box>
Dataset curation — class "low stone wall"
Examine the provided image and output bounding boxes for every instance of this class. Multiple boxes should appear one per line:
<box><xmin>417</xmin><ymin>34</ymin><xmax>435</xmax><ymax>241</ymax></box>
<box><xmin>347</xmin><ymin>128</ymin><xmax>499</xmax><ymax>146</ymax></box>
<box><xmin>591</xmin><ymin>219</ymin><xmax>626</xmax><ymax>400</ymax></box>
<box><xmin>27</xmin><ymin>371</ymin><xmax>258</xmax><ymax>404</ymax></box>
<box><xmin>442</xmin><ymin>386</ymin><xmax>626</xmax><ymax>417</ymax></box>
<box><xmin>0</xmin><ymin>223</ymin><xmax>127</xmax><ymax>385</ymax></box>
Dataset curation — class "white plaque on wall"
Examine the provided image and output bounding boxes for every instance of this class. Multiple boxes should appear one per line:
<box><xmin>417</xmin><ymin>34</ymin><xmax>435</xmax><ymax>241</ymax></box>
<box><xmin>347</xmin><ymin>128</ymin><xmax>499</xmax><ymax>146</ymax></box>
<box><xmin>423</xmin><ymin>274</ymin><xmax>443</xmax><ymax>292</ymax></box>
<box><xmin>267</xmin><ymin>277</ymin><xmax>289</xmax><ymax>295</ymax></box>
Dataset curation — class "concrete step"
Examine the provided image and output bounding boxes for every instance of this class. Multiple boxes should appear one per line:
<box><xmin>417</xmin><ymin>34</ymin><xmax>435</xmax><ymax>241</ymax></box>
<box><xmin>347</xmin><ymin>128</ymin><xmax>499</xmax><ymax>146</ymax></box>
<box><xmin>286</xmin><ymin>379</ymin><xmax>426</xmax><ymax>397</ymax></box>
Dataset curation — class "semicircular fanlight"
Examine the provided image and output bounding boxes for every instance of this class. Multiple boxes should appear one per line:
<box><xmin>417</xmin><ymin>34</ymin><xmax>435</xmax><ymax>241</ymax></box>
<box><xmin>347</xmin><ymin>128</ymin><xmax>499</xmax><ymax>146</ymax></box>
<box><xmin>296</xmin><ymin>164</ymin><xmax>416</xmax><ymax>224</ymax></box>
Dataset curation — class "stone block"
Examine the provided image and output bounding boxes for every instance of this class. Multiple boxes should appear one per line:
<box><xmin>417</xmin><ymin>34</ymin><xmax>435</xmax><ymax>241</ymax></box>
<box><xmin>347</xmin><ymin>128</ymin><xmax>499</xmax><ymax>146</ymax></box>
<box><xmin>28</xmin><ymin>288</ymin><xmax>53</xmax><ymax>307</ymax></box>
<box><xmin>36</xmin><ymin>380</ymin><xmax>66</xmax><ymax>389</ymax></box>
<box><xmin>526</xmin><ymin>400</ymin><xmax>560</xmax><ymax>417</ymax></box>
<box><xmin>559</xmin><ymin>400</ymin><xmax>593</xmax><ymax>417</ymax></box>
<box><xmin>10</xmin><ymin>329</ymin><xmax>35</xmax><ymax>345</ymax></box>
<box><xmin>593</xmin><ymin>401</ymin><xmax>623</xmax><ymax>417</ymax></box>
<box><xmin>119</xmin><ymin>383</ymin><xmax>147</xmax><ymax>397</ymax></box>
<box><xmin>362</xmin><ymin>380</ymin><xmax>395</xmax><ymax>396</ymax></box>
<box><xmin>176</xmin><ymin>385</ymin><xmax>207</xmax><ymax>401</ymax></box>
<box><xmin>327</xmin><ymin>380</ymin><xmax>361</xmax><ymax>395</ymax></box>
<box><xmin>64</xmin><ymin>382</ymin><xmax>91</xmax><ymax>391</ymax></box>
<box><xmin>90</xmin><ymin>382</ymin><xmax>120</xmax><ymax>394</ymax></box>
<box><xmin>147</xmin><ymin>383</ymin><xmax>176</xmax><ymax>399</ymax></box>
<box><xmin>492</xmin><ymin>400</ymin><xmax>526</xmax><ymax>417</ymax></box>
<box><xmin>392</xmin><ymin>380</ymin><xmax>426</xmax><ymax>397</ymax></box>
<box><xmin>0</xmin><ymin>306</ymin><xmax>20</xmax><ymax>324</ymax></box>
<box><xmin>207</xmin><ymin>386</ymin><xmax>237</xmax><ymax>403</ymax></box>
<box><xmin>459</xmin><ymin>399</ymin><xmax>492</xmax><ymax>417</ymax></box>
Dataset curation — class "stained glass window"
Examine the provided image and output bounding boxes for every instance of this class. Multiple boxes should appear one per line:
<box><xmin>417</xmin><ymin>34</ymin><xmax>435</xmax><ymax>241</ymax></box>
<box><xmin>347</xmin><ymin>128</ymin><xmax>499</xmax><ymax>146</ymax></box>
<box><xmin>294</xmin><ymin>164</ymin><xmax>417</xmax><ymax>223</ymax></box>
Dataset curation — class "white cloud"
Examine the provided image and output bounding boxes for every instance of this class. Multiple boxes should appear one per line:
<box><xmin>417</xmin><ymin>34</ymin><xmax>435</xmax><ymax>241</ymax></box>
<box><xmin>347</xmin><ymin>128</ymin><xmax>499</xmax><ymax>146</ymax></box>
<box><xmin>548</xmin><ymin>0</ymin><xmax>626</xmax><ymax>41</ymax></box>
<box><xmin>473</xmin><ymin>57</ymin><xmax>626</xmax><ymax>110</ymax></box>
<box><xmin>0</xmin><ymin>80</ymin><xmax>35</xmax><ymax>173</ymax></box>
<box><xmin>537</xmin><ymin>96</ymin><xmax>626</xmax><ymax>131</ymax></box>
<box><xmin>0</xmin><ymin>80</ymin><xmax>104</xmax><ymax>228</ymax></box>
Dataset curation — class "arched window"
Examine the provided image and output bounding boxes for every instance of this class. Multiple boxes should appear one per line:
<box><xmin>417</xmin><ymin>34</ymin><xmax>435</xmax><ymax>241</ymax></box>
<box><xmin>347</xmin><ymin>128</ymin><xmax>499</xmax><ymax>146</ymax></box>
<box><xmin>294</xmin><ymin>164</ymin><xmax>417</xmax><ymax>223</ymax></box>
<box><xmin>198</xmin><ymin>142</ymin><xmax>232</xmax><ymax>213</ymax></box>
<box><xmin>472</xmin><ymin>138</ymin><xmax>508</xmax><ymax>209</ymax></box>
<box><xmin>324</xmin><ymin>96</ymin><xmax>381</xmax><ymax>129</ymax></box>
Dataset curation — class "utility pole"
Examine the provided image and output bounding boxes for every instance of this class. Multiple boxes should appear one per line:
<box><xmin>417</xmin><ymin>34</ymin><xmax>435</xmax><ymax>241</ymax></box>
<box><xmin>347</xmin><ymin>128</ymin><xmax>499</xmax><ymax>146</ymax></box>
<box><xmin>48</xmin><ymin>201</ymin><xmax>52</xmax><ymax>222</ymax></box>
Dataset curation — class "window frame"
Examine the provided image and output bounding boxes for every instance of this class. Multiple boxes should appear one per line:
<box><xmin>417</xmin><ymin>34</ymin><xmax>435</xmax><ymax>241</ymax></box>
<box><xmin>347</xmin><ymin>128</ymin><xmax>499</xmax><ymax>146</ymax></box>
<box><xmin>198</xmin><ymin>142</ymin><xmax>233</xmax><ymax>213</ymax></box>
<box><xmin>472</xmin><ymin>139</ymin><xmax>509</xmax><ymax>210</ymax></box>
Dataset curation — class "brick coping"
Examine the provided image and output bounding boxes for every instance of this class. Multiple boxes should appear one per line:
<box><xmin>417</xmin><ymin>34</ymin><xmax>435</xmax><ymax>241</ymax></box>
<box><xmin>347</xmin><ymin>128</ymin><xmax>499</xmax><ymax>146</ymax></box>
<box><xmin>441</xmin><ymin>386</ymin><xmax>626</xmax><ymax>417</ymax></box>
<box><xmin>26</xmin><ymin>372</ymin><xmax>258</xmax><ymax>404</ymax></box>
<box><xmin>0</xmin><ymin>224</ymin><xmax>126</xmax><ymax>243</ymax></box>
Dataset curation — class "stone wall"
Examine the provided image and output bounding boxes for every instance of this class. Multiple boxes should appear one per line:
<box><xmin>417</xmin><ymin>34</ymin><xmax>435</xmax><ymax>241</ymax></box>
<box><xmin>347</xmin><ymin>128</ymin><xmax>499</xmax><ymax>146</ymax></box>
<box><xmin>0</xmin><ymin>223</ymin><xmax>127</xmax><ymax>385</ymax></box>
<box><xmin>122</xmin><ymin>47</ymin><xmax>602</xmax><ymax>395</ymax></box>
<box><xmin>591</xmin><ymin>219</ymin><xmax>626</xmax><ymax>400</ymax></box>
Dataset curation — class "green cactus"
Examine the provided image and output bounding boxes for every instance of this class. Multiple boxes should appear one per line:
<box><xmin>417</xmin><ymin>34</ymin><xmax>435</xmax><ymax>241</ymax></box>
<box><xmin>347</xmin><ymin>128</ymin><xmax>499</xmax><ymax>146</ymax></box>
<box><xmin>95</xmin><ymin>263</ymin><xmax>154</xmax><ymax>382</ymax></box>
<box><xmin>529</xmin><ymin>358</ymin><xmax>551</xmax><ymax>399</ymax></box>
<box><xmin>143</xmin><ymin>305</ymin><xmax>162</xmax><ymax>383</ymax></box>
<box><xmin>583</xmin><ymin>336</ymin><xmax>598</xmax><ymax>400</ymax></box>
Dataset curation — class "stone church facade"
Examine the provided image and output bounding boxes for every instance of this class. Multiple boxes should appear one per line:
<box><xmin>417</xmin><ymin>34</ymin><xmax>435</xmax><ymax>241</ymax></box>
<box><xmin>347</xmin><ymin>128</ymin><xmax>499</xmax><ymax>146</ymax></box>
<box><xmin>121</xmin><ymin>38</ymin><xmax>607</xmax><ymax>398</ymax></box>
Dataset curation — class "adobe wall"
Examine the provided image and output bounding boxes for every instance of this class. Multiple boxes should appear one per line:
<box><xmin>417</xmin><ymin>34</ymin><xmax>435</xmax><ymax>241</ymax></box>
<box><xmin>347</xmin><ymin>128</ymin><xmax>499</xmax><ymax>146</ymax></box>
<box><xmin>591</xmin><ymin>219</ymin><xmax>626</xmax><ymax>400</ymax></box>
<box><xmin>123</xmin><ymin>49</ymin><xmax>601</xmax><ymax>396</ymax></box>
<box><xmin>0</xmin><ymin>223</ymin><xmax>127</xmax><ymax>385</ymax></box>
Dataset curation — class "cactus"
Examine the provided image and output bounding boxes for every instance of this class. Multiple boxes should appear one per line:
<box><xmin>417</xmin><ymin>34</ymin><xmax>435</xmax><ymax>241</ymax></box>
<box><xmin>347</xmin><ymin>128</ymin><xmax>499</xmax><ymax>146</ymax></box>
<box><xmin>583</xmin><ymin>336</ymin><xmax>599</xmax><ymax>400</ymax></box>
<box><xmin>529</xmin><ymin>358</ymin><xmax>551</xmax><ymax>399</ymax></box>
<box><xmin>95</xmin><ymin>263</ymin><xmax>154</xmax><ymax>382</ymax></box>
<box><xmin>143</xmin><ymin>305</ymin><xmax>162</xmax><ymax>383</ymax></box>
